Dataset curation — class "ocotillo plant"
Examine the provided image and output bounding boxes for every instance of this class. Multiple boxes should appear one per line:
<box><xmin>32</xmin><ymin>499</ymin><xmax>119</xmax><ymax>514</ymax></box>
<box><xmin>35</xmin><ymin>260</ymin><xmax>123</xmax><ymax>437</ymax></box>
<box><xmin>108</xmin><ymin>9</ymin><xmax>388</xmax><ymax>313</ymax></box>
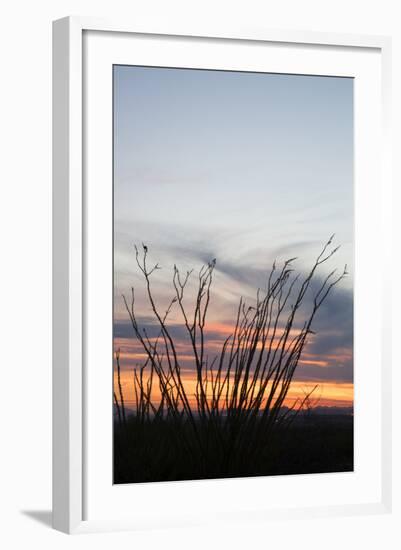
<box><xmin>115</xmin><ymin>236</ymin><xmax>347</xmax><ymax>472</ymax></box>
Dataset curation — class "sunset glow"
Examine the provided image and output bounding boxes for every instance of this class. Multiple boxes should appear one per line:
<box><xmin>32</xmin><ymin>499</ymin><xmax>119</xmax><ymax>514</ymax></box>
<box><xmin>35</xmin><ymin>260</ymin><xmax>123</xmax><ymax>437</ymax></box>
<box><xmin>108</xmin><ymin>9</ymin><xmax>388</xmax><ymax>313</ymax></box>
<box><xmin>114</xmin><ymin>336</ymin><xmax>354</xmax><ymax>410</ymax></box>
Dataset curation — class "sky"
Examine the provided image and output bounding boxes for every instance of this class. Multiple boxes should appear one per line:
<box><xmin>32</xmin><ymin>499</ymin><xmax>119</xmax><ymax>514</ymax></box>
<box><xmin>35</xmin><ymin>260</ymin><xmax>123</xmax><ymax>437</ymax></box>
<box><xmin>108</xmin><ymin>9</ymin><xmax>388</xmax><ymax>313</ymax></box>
<box><xmin>113</xmin><ymin>65</ymin><xmax>354</xmax><ymax>409</ymax></box>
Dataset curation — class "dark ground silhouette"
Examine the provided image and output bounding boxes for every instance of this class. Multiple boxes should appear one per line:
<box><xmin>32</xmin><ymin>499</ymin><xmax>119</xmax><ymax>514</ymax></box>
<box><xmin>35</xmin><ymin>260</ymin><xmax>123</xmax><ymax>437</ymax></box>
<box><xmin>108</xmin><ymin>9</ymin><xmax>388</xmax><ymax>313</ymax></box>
<box><xmin>114</xmin><ymin>412</ymin><xmax>353</xmax><ymax>483</ymax></box>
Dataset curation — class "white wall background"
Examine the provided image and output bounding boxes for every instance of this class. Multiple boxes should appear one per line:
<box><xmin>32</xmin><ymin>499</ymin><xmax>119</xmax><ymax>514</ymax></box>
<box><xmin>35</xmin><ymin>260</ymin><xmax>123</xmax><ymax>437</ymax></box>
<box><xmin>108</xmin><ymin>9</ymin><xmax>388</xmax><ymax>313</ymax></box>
<box><xmin>0</xmin><ymin>1</ymin><xmax>399</xmax><ymax>548</ymax></box>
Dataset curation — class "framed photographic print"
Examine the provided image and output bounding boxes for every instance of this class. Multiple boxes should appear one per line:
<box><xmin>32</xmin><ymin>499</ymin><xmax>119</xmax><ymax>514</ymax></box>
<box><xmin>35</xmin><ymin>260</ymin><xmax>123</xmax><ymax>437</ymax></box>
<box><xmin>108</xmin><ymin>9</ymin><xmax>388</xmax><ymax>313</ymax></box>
<box><xmin>52</xmin><ymin>17</ymin><xmax>392</xmax><ymax>534</ymax></box>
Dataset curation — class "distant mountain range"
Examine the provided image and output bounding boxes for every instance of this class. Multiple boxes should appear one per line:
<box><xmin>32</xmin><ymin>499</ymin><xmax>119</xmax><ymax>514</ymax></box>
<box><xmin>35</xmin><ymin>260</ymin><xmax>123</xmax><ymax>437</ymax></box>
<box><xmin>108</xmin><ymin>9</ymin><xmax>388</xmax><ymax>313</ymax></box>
<box><xmin>113</xmin><ymin>404</ymin><xmax>353</xmax><ymax>417</ymax></box>
<box><xmin>305</xmin><ymin>405</ymin><xmax>353</xmax><ymax>416</ymax></box>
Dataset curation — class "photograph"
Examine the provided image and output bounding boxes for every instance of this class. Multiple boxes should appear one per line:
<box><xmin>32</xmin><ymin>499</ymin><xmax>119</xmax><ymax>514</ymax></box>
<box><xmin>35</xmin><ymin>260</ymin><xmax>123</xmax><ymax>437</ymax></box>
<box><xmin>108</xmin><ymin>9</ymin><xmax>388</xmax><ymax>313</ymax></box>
<box><xmin>112</xmin><ymin>65</ymin><xmax>354</xmax><ymax>484</ymax></box>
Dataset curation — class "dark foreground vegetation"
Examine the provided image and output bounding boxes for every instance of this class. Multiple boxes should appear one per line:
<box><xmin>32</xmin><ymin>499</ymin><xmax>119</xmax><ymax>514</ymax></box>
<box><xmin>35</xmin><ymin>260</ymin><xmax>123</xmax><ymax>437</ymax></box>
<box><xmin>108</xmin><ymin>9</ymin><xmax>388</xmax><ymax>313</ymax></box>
<box><xmin>114</xmin><ymin>412</ymin><xmax>353</xmax><ymax>483</ymax></box>
<box><xmin>114</xmin><ymin>238</ymin><xmax>353</xmax><ymax>484</ymax></box>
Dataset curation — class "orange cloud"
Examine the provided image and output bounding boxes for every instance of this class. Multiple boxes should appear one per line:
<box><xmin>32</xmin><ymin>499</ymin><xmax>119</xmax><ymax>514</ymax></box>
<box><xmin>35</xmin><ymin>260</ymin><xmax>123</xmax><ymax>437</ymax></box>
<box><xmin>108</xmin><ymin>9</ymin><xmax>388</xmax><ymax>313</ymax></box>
<box><xmin>113</xmin><ymin>318</ymin><xmax>353</xmax><ymax>411</ymax></box>
<box><xmin>114</xmin><ymin>368</ymin><xmax>353</xmax><ymax>411</ymax></box>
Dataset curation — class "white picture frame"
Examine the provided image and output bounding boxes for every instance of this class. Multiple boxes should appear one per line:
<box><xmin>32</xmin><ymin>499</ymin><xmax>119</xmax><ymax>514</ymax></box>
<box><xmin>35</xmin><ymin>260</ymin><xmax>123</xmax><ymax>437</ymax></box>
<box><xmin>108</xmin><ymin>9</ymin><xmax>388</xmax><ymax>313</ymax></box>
<box><xmin>52</xmin><ymin>16</ymin><xmax>392</xmax><ymax>534</ymax></box>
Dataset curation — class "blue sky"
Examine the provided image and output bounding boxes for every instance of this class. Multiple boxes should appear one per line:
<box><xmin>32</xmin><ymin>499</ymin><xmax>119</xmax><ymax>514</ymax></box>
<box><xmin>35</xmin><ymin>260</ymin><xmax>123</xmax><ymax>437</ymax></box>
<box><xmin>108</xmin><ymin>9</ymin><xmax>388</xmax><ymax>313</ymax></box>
<box><xmin>113</xmin><ymin>65</ymin><xmax>353</xmax><ymax>391</ymax></box>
